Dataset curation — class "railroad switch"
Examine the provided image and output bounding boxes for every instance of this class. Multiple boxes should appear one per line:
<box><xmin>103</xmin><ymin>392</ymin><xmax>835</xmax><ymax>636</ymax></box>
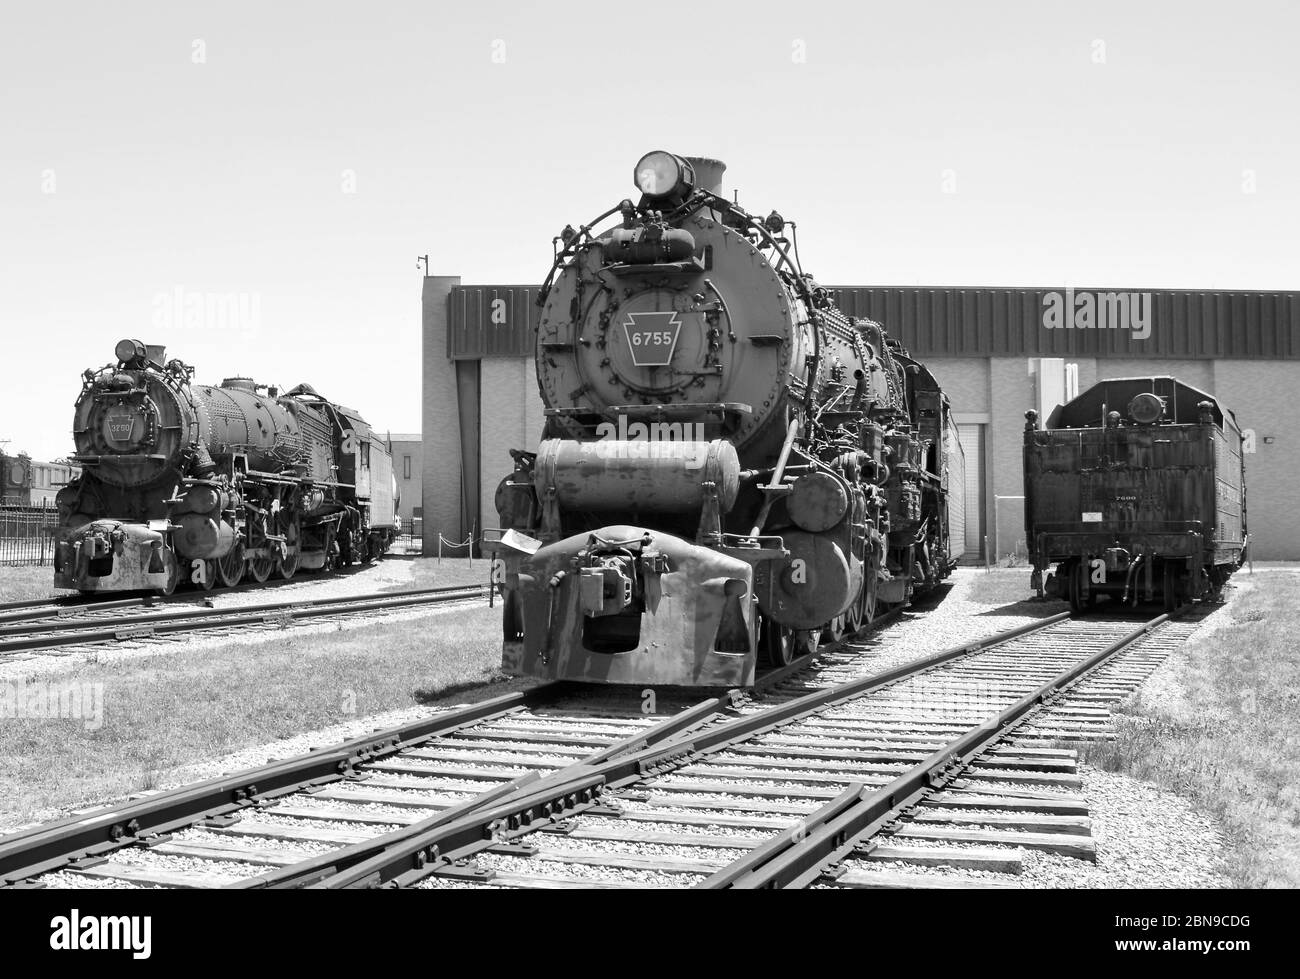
<box><xmin>539</xmin><ymin>819</ymin><xmax>576</xmax><ymax>835</ymax></box>
<box><xmin>485</xmin><ymin>842</ymin><xmax>540</xmax><ymax>857</ymax></box>
<box><xmin>138</xmin><ymin>833</ymin><xmax>175</xmax><ymax>848</ymax></box>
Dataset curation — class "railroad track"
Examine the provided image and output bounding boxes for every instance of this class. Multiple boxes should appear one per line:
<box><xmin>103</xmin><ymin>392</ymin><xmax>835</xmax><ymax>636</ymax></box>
<box><xmin>0</xmin><ymin>584</ymin><xmax>486</xmax><ymax>660</ymax></box>
<box><xmin>0</xmin><ymin>605</ymin><xmax>1198</xmax><ymax>889</ymax></box>
<box><xmin>0</xmin><ymin>566</ymin><xmax>416</xmax><ymax>622</ymax></box>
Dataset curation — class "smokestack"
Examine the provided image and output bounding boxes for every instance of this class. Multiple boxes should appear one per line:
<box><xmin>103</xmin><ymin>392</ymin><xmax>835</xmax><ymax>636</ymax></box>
<box><xmin>685</xmin><ymin>157</ymin><xmax>726</xmax><ymax>196</ymax></box>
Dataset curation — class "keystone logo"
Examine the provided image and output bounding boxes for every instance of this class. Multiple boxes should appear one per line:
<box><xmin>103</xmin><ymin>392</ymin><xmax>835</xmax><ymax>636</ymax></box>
<box><xmin>107</xmin><ymin>413</ymin><xmax>136</xmax><ymax>441</ymax></box>
<box><xmin>622</xmin><ymin>311</ymin><xmax>682</xmax><ymax>368</ymax></box>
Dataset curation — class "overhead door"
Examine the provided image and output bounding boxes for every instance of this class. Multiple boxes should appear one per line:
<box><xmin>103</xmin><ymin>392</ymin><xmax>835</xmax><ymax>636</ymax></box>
<box><xmin>957</xmin><ymin>424</ymin><xmax>984</xmax><ymax>560</ymax></box>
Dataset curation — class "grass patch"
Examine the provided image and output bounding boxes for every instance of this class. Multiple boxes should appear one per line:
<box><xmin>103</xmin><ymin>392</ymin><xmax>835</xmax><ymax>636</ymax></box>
<box><xmin>0</xmin><ymin>565</ymin><xmax>65</xmax><ymax>604</ymax></box>
<box><xmin>382</xmin><ymin>555</ymin><xmax>492</xmax><ymax>592</ymax></box>
<box><xmin>0</xmin><ymin>602</ymin><xmax>524</xmax><ymax>828</ymax></box>
<box><xmin>1078</xmin><ymin>572</ymin><xmax>1300</xmax><ymax>887</ymax></box>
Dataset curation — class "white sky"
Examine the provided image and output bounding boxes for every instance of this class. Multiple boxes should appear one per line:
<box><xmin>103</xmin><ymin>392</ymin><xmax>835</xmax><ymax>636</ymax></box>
<box><xmin>2</xmin><ymin>1</ymin><xmax>1297</xmax><ymax>461</ymax></box>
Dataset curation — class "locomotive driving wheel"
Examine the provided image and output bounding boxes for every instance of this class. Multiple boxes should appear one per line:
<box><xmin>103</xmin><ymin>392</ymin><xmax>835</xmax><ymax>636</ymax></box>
<box><xmin>216</xmin><ymin>544</ymin><xmax>245</xmax><ymax>588</ymax></box>
<box><xmin>844</xmin><ymin>576</ymin><xmax>877</xmax><ymax>635</ymax></box>
<box><xmin>758</xmin><ymin>615</ymin><xmax>796</xmax><ymax>668</ymax></box>
<box><xmin>844</xmin><ymin>598</ymin><xmax>863</xmax><ymax>635</ymax></box>
<box><xmin>276</xmin><ymin>520</ymin><xmax>301</xmax><ymax>580</ymax></box>
<box><xmin>759</xmin><ymin>615</ymin><xmax>820</xmax><ymax>668</ymax></box>
<box><xmin>822</xmin><ymin>613</ymin><xmax>847</xmax><ymax>644</ymax></box>
<box><xmin>247</xmin><ymin>550</ymin><xmax>274</xmax><ymax>583</ymax></box>
<box><xmin>159</xmin><ymin>558</ymin><xmax>180</xmax><ymax>596</ymax></box>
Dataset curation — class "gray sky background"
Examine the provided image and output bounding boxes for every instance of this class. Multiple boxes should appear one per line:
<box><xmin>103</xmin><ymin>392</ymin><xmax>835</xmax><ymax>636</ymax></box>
<box><xmin>2</xmin><ymin>1</ymin><xmax>1296</xmax><ymax>461</ymax></box>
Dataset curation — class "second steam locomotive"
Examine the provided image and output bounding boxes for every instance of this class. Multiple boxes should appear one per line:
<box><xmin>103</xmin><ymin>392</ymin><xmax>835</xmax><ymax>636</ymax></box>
<box><xmin>490</xmin><ymin>151</ymin><xmax>964</xmax><ymax>687</ymax></box>
<box><xmin>55</xmin><ymin>340</ymin><xmax>398</xmax><ymax>593</ymax></box>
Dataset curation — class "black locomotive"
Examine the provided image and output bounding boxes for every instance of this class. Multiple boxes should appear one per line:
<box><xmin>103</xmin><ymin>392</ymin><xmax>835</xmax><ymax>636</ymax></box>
<box><xmin>55</xmin><ymin>340</ymin><xmax>398</xmax><ymax>593</ymax></box>
<box><xmin>490</xmin><ymin>151</ymin><xmax>964</xmax><ymax>686</ymax></box>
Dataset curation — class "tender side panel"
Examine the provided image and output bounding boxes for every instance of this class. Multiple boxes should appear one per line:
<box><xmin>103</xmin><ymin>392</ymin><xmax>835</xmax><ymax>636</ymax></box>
<box><xmin>367</xmin><ymin>440</ymin><xmax>396</xmax><ymax>527</ymax></box>
<box><xmin>1212</xmin><ymin>428</ymin><xmax>1245</xmax><ymax>560</ymax></box>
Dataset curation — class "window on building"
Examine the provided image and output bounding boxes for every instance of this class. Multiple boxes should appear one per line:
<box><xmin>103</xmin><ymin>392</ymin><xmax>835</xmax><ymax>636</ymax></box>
<box><xmin>403</xmin><ymin>455</ymin><xmax>411</xmax><ymax>479</ymax></box>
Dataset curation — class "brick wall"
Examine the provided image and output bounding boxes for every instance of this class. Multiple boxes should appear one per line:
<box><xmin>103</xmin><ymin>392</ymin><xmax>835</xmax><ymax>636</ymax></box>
<box><xmin>421</xmin><ymin>276</ymin><xmax>463</xmax><ymax>554</ymax></box>
<box><xmin>1211</xmin><ymin>361</ymin><xmax>1300</xmax><ymax>560</ymax></box>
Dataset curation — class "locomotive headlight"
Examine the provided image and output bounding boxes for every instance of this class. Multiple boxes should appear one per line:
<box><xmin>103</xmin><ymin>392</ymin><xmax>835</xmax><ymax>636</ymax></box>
<box><xmin>1127</xmin><ymin>392</ymin><xmax>1164</xmax><ymax>425</ymax></box>
<box><xmin>115</xmin><ymin>338</ymin><xmax>145</xmax><ymax>364</ymax></box>
<box><xmin>633</xmin><ymin>151</ymin><xmax>695</xmax><ymax>199</ymax></box>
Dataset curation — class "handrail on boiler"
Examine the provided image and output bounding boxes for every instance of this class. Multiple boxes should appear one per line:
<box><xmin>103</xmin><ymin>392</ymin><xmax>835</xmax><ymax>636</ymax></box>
<box><xmin>748</xmin><ymin>416</ymin><xmax>801</xmax><ymax>538</ymax></box>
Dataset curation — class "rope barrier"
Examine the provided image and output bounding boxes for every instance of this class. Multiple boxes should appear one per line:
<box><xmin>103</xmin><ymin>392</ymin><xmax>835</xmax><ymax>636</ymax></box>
<box><xmin>435</xmin><ymin>525</ymin><xmax>479</xmax><ymax>565</ymax></box>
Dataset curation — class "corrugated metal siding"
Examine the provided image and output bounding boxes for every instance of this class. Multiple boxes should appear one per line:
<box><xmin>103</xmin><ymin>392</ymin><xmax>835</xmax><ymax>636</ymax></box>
<box><xmin>445</xmin><ymin>284</ymin><xmax>1299</xmax><ymax>361</ymax></box>
<box><xmin>447</xmin><ymin>285</ymin><xmax>541</xmax><ymax>359</ymax></box>
<box><xmin>827</xmin><ymin>288</ymin><xmax>1298</xmax><ymax>359</ymax></box>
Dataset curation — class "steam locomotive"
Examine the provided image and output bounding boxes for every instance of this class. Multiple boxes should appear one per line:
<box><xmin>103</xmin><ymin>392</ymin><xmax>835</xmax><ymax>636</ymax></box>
<box><xmin>54</xmin><ymin>340</ymin><xmax>398</xmax><ymax>593</ymax></box>
<box><xmin>489</xmin><ymin>151</ymin><xmax>964</xmax><ymax>687</ymax></box>
<box><xmin>1024</xmin><ymin>375</ymin><xmax>1247</xmax><ymax>612</ymax></box>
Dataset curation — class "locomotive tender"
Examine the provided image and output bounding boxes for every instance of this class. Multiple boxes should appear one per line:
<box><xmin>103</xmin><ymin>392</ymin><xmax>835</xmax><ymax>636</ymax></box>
<box><xmin>490</xmin><ymin>151</ymin><xmax>964</xmax><ymax>687</ymax></box>
<box><xmin>54</xmin><ymin>340</ymin><xmax>398</xmax><ymax>593</ymax></box>
<box><xmin>1024</xmin><ymin>375</ymin><xmax>1247</xmax><ymax>613</ymax></box>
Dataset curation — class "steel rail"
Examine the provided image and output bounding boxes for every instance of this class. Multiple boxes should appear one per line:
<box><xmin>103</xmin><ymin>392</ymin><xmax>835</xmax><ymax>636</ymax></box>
<box><xmin>232</xmin><ymin>583</ymin><xmax>912</xmax><ymax>885</ymax></box>
<box><xmin>702</xmin><ymin>609</ymin><xmax>1183</xmax><ymax>889</ymax></box>
<box><xmin>235</xmin><ymin>690</ymin><xmax>745</xmax><ymax>888</ymax></box>
<box><xmin>0</xmin><ymin>595</ymin><xmax>111</xmax><ymax>615</ymax></box>
<box><xmin>0</xmin><ymin>583</ymin><xmax>983</xmax><ymax>887</ymax></box>
<box><xmin>0</xmin><ymin>584</ymin><xmax>486</xmax><ymax>655</ymax></box>
<box><xmin>313</xmin><ymin>613</ymin><xmax>1071</xmax><ymax>888</ymax></box>
<box><xmin>0</xmin><ymin>566</ymin><xmax>448</xmax><ymax>618</ymax></box>
<box><xmin>0</xmin><ymin>683</ymin><xmax>575</xmax><ymax>886</ymax></box>
<box><xmin>0</xmin><ymin>596</ymin><xmax>153</xmax><ymax>625</ymax></box>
